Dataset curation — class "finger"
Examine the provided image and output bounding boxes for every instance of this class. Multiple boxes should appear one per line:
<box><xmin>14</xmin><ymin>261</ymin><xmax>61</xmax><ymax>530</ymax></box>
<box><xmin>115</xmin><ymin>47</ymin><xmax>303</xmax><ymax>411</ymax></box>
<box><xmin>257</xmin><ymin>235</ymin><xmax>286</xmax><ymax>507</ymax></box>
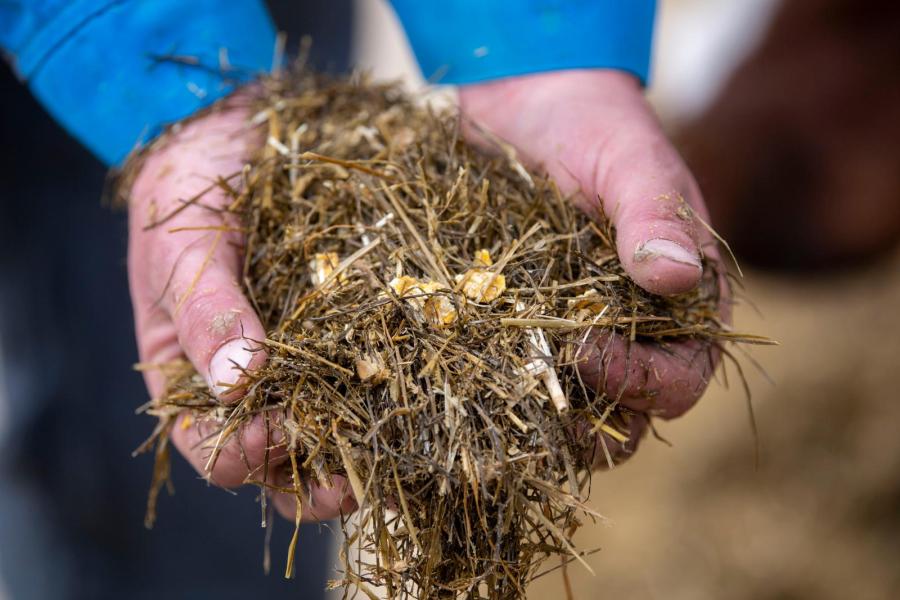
<box><xmin>162</xmin><ymin>234</ymin><xmax>268</xmax><ymax>398</ymax></box>
<box><xmin>132</xmin><ymin>230</ymin><xmax>268</xmax><ymax>401</ymax></box>
<box><xmin>171</xmin><ymin>412</ymin><xmax>289</xmax><ymax>488</ymax></box>
<box><xmin>576</xmin><ymin>332</ymin><xmax>718</xmax><ymax>420</ymax></box>
<box><xmin>579</xmin><ymin>412</ymin><xmax>649</xmax><ymax>470</ymax></box>
<box><xmin>270</xmin><ymin>474</ymin><xmax>358</xmax><ymax>523</ymax></box>
<box><xmin>580</xmin><ymin>106</ymin><xmax>707</xmax><ymax>297</ymax></box>
<box><xmin>459</xmin><ymin>69</ymin><xmax>714</xmax><ymax>296</ymax></box>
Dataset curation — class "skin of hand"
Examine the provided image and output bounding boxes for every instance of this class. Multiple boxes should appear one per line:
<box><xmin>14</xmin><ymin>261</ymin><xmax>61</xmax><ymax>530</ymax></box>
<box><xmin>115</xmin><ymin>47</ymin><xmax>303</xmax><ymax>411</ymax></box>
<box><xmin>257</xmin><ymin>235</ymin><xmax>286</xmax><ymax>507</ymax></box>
<box><xmin>128</xmin><ymin>69</ymin><xmax>726</xmax><ymax>523</ymax></box>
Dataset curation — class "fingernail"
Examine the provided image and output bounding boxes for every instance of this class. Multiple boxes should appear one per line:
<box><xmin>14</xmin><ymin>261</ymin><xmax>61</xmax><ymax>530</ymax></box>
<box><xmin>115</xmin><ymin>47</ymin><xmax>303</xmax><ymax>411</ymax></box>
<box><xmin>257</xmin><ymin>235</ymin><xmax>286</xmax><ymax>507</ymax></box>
<box><xmin>208</xmin><ymin>339</ymin><xmax>255</xmax><ymax>396</ymax></box>
<box><xmin>634</xmin><ymin>238</ymin><xmax>702</xmax><ymax>269</ymax></box>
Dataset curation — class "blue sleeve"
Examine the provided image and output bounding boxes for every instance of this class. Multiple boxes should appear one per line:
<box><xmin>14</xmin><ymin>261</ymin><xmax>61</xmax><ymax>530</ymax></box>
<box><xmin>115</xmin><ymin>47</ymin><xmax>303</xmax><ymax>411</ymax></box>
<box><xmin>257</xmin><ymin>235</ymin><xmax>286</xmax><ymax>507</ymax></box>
<box><xmin>0</xmin><ymin>0</ymin><xmax>276</xmax><ymax>166</ymax></box>
<box><xmin>388</xmin><ymin>0</ymin><xmax>656</xmax><ymax>86</ymax></box>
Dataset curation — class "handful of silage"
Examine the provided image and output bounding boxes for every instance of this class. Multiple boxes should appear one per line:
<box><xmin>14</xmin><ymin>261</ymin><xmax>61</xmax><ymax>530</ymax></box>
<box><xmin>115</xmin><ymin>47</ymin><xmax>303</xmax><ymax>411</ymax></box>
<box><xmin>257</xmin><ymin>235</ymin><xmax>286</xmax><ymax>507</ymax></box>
<box><xmin>136</xmin><ymin>70</ymin><xmax>760</xmax><ymax>599</ymax></box>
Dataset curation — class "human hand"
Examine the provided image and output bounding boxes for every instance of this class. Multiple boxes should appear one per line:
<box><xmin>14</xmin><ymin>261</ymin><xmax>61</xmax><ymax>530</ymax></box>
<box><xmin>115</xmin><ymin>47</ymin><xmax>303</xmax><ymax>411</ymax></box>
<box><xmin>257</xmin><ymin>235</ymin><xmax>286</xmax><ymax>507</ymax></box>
<box><xmin>459</xmin><ymin>70</ymin><xmax>729</xmax><ymax>464</ymax></box>
<box><xmin>128</xmin><ymin>96</ymin><xmax>355</xmax><ymax>521</ymax></box>
<box><xmin>130</xmin><ymin>69</ymin><xmax>723</xmax><ymax>523</ymax></box>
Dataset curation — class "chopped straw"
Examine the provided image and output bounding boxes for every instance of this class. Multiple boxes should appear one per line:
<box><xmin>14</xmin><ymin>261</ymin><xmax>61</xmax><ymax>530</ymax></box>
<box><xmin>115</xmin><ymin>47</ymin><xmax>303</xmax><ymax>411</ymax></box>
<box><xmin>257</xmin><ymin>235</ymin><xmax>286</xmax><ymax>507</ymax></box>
<box><xmin>130</xmin><ymin>67</ymin><xmax>770</xmax><ymax>599</ymax></box>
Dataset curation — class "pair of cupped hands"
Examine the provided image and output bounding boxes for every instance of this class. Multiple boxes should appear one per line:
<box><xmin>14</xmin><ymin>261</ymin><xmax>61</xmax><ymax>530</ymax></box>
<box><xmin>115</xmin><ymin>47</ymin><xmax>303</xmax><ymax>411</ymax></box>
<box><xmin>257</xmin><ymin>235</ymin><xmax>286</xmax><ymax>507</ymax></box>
<box><xmin>129</xmin><ymin>70</ymin><xmax>725</xmax><ymax>522</ymax></box>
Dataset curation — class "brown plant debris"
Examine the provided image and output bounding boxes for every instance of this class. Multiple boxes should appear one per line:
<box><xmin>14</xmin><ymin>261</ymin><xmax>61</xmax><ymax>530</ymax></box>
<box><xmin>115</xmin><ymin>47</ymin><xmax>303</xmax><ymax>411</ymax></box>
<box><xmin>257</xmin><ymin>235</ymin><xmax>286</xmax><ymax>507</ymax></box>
<box><xmin>132</xmin><ymin>68</ymin><xmax>769</xmax><ymax>599</ymax></box>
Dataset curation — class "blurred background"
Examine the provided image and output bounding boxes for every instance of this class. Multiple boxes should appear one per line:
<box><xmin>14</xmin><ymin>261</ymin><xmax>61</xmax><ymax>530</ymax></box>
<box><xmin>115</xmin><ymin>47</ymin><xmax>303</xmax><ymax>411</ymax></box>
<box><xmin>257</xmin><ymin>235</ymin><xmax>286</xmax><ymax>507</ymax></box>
<box><xmin>2</xmin><ymin>0</ymin><xmax>898</xmax><ymax>598</ymax></box>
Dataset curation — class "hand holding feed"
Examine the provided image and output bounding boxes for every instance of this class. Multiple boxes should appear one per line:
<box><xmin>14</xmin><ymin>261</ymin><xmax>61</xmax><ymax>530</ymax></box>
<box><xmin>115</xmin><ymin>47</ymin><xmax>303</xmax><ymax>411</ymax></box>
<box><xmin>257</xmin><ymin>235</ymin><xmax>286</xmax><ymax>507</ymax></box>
<box><xmin>128</xmin><ymin>98</ymin><xmax>354</xmax><ymax>520</ymax></box>
<box><xmin>460</xmin><ymin>70</ymin><xmax>729</xmax><ymax>462</ymax></box>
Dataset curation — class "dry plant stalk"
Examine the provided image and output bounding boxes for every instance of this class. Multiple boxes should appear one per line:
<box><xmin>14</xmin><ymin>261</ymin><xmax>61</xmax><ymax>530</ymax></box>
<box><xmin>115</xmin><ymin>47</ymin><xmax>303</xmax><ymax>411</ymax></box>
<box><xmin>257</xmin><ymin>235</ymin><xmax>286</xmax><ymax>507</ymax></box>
<box><xmin>132</xmin><ymin>68</ymin><xmax>768</xmax><ymax>599</ymax></box>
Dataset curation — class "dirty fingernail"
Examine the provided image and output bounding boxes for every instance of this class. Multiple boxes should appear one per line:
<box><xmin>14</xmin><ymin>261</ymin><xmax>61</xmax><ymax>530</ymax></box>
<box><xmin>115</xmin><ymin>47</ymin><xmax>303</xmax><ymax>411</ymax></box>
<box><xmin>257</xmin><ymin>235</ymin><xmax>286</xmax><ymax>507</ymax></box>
<box><xmin>207</xmin><ymin>338</ymin><xmax>255</xmax><ymax>396</ymax></box>
<box><xmin>634</xmin><ymin>238</ymin><xmax>701</xmax><ymax>269</ymax></box>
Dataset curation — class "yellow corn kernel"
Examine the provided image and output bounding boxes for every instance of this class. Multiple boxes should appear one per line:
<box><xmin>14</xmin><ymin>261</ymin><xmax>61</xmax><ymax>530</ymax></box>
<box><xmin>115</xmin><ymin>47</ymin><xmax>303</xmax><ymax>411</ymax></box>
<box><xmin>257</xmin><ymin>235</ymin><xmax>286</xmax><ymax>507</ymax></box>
<box><xmin>455</xmin><ymin>270</ymin><xmax>506</xmax><ymax>303</ymax></box>
<box><xmin>567</xmin><ymin>289</ymin><xmax>607</xmax><ymax>319</ymax></box>
<box><xmin>388</xmin><ymin>276</ymin><xmax>458</xmax><ymax>327</ymax></box>
<box><xmin>355</xmin><ymin>355</ymin><xmax>390</xmax><ymax>383</ymax></box>
<box><xmin>473</xmin><ymin>249</ymin><xmax>493</xmax><ymax>267</ymax></box>
<box><xmin>423</xmin><ymin>295</ymin><xmax>458</xmax><ymax>327</ymax></box>
<box><xmin>388</xmin><ymin>275</ymin><xmax>421</xmax><ymax>297</ymax></box>
<box><xmin>309</xmin><ymin>252</ymin><xmax>346</xmax><ymax>288</ymax></box>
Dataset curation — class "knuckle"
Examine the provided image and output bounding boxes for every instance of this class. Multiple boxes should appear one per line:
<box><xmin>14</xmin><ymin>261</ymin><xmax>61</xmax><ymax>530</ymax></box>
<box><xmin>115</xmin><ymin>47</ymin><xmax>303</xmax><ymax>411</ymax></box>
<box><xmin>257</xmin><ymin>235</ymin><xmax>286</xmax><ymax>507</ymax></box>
<box><xmin>624</xmin><ymin>195</ymin><xmax>698</xmax><ymax>243</ymax></box>
<box><xmin>578</xmin><ymin>333</ymin><xmax>715</xmax><ymax>420</ymax></box>
<box><xmin>174</xmin><ymin>289</ymin><xmax>245</xmax><ymax>362</ymax></box>
<box><xmin>176</xmin><ymin>286</ymin><xmax>223</xmax><ymax>338</ymax></box>
<box><xmin>169</xmin><ymin>251</ymin><xmax>245</xmax><ymax>340</ymax></box>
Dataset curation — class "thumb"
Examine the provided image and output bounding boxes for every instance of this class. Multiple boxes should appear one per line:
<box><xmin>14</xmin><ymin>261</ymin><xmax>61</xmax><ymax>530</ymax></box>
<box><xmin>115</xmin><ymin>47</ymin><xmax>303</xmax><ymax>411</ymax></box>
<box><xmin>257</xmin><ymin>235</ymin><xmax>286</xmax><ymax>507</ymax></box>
<box><xmin>459</xmin><ymin>70</ymin><xmax>710</xmax><ymax>296</ymax></box>
<box><xmin>163</xmin><ymin>230</ymin><xmax>267</xmax><ymax>397</ymax></box>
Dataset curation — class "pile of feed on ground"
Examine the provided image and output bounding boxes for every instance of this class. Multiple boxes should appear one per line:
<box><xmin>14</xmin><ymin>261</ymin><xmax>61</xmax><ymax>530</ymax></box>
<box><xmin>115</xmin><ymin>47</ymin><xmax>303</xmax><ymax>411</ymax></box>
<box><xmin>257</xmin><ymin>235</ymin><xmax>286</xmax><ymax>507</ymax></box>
<box><xmin>134</xmin><ymin>68</ymin><xmax>758</xmax><ymax>599</ymax></box>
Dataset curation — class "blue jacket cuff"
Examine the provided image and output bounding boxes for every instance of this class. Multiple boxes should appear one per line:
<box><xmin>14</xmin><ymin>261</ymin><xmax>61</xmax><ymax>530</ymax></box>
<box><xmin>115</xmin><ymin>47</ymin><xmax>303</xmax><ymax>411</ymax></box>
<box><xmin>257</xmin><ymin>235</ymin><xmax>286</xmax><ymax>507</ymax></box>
<box><xmin>11</xmin><ymin>0</ymin><xmax>275</xmax><ymax>166</ymax></box>
<box><xmin>389</xmin><ymin>0</ymin><xmax>656</xmax><ymax>86</ymax></box>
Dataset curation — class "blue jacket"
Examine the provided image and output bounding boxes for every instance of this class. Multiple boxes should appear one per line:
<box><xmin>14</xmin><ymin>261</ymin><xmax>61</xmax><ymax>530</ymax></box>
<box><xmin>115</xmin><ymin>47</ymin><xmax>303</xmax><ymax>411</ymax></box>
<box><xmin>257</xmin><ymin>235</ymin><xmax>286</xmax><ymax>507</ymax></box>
<box><xmin>0</xmin><ymin>0</ymin><xmax>655</xmax><ymax>166</ymax></box>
